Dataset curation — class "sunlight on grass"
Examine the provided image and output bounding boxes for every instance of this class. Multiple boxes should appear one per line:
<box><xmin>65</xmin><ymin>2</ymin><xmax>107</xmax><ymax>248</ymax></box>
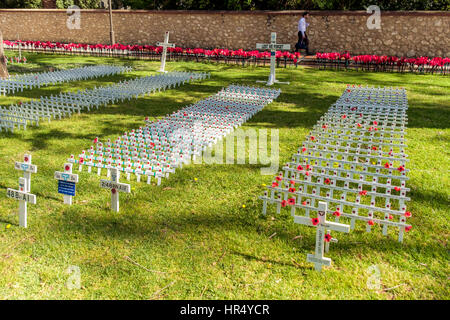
<box><xmin>0</xmin><ymin>53</ymin><xmax>449</xmax><ymax>300</ymax></box>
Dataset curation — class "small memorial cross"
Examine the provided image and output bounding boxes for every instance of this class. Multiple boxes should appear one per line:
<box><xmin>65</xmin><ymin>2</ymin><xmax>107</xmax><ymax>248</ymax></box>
<box><xmin>256</xmin><ymin>32</ymin><xmax>290</xmax><ymax>86</ymax></box>
<box><xmin>294</xmin><ymin>201</ymin><xmax>350</xmax><ymax>272</ymax></box>
<box><xmin>14</xmin><ymin>154</ymin><xmax>37</xmax><ymax>193</ymax></box>
<box><xmin>54</xmin><ymin>163</ymin><xmax>79</xmax><ymax>205</ymax></box>
<box><xmin>100</xmin><ymin>167</ymin><xmax>131</xmax><ymax>212</ymax></box>
<box><xmin>6</xmin><ymin>177</ymin><xmax>36</xmax><ymax>228</ymax></box>
<box><xmin>157</xmin><ymin>31</ymin><xmax>175</xmax><ymax>73</ymax></box>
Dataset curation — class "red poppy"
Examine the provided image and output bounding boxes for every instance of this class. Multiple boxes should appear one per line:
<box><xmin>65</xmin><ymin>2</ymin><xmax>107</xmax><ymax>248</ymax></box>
<box><xmin>275</xmin><ymin>176</ymin><xmax>282</xmax><ymax>181</ymax></box>
<box><xmin>281</xmin><ymin>200</ymin><xmax>287</xmax><ymax>207</ymax></box>
<box><xmin>394</xmin><ymin>186</ymin><xmax>401</xmax><ymax>191</ymax></box>
<box><xmin>322</xmin><ymin>125</ymin><xmax>327</xmax><ymax>129</ymax></box>
<box><xmin>297</xmin><ymin>165</ymin><xmax>303</xmax><ymax>171</ymax></box>
<box><xmin>289</xmin><ymin>187</ymin><xmax>296</xmax><ymax>193</ymax></box>
<box><xmin>384</xmin><ymin>163</ymin><xmax>390</xmax><ymax>169</ymax></box>
<box><xmin>333</xmin><ymin>210</ymin><xmax>341</xmax><ymax>217</ymax></box>
<box><xmin>389</xmin><ymin>215</ymin><xmax>393</xmax><ymax>220</ymax></box>
<box><xmin>272</xmin><ymin>182</ymin><xmax>279</xmax><ymax>187</ymax></box>
<box><xmin>372</xmin><ymin>146</ymin><xmax>377</xmax><ymax>150</ymax></box>
<box><xmin>305</xmin><ymin>172</ymin><xmax>310</xmax><ymax>176</ymax></box>
<box><xmin>324</xmin><ymin>178</ymin><xmax>331</xmax><ymax>184</ymax></box>
<box><xmin>324</xmin><ymin>234</ymin><xmax>332</xmax><ymax>242</ymax></box>
<box><xmin>359</xmin><ymin>190</ymin><xmax>368</xmax><ymax>196</ymax></box>
<box><xmin>289</xmin><ymin>180</ymin><xmax>295</xmax><ymax>185</ymax></box>
<box><xmin>312</xmin><ymin>218</ymin><xmax>319</xmax><ymax>226</ymax></box>
<box><xmin>368</xmin><ymin>220</ymin><xmax>375</xmax><ymax>226</ymax></box>
<box><xmin>288</xmin><ymin>198</ymin><xmax>296</xmax><ymax>205</ymax></box>
<box><xmin>301</xmin><ymin>147</ymin><xmax>307</xmax><ymax>153</ymax></box>
<box><xmin>357</xmin><ymin>123</ymin><xmax>362</xmax><ymax>128</ymax></box>
<box><xmin>341</xmin><ymin>115</ymin><xmax>347</xmax><ymax>119</ymax></box>
<box><xmin>302</xmin><ymin>201</ymin><xmax>307</xmax><ymax>205</ymax></box>
<box><xmin>405</xmin><ymin>211</ymin><xmax>412</xmax><ymax>217</ymax></box>
<box><xmin>398</xmin><ymin>165</ymin><xmax>405</xmax><ymax>172</ymax></box>
<box><xmin>373</xmin><ymin>121</ymin><xmax>378</xmax><ymax>126</ymax></box>
<box><xmin>310</xmin><ymin>136</ymin><xmax>315</xmax><ymax>141</ymax></box>
<box><xmin>405</xmin><ymin>226</ymin><xmax>412</xmax><ymax>232</ymax></box>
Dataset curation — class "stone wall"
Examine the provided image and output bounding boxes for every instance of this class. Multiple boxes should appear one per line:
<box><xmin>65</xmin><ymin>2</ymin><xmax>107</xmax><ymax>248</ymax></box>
<box><xmin>0</xmin><ymin>9</ymin><xmax>449</xmax><ymax>57</ymax></box>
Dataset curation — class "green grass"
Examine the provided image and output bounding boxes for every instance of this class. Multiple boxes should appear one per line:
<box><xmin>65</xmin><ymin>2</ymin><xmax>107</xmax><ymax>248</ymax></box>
<box><xmin>0</xmin><ymin>52</ymin><xmax>449</xmax><ymax>300</ymax></box>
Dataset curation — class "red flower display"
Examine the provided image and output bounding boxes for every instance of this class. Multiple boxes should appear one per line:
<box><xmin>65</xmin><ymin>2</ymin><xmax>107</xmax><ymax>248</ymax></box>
<box><xmin>324</xmin><ymin>178</ymin><xmax>331</xmax><ymax>184</ymax></box>
<box><xmin>405</xmin><ymin>211</ymin><xmax>412</xmax><ymax>217</ymax></box>
<box><xmin>405</xmin><ymin>226</ymin><xmax>412</xmax><ymax>232</ymax></box>
<box><xmin>324</xmin><ymin>234</ymin><xmax>332</xmax><ymax>242</ymax></box>
<box><xmin>281</xmin><ymin>200</ymin><xmax>287</xmax><ymax>207</ymax></box>
<box><xmin>289</xmin><ymin>187</ymin><xmax>296</xmax><ymax>193</ymax></box>
<box><xmin>359</xmin><ymin>190</ymin><xmax>368</xmax><ymax>196</ymax></box>
<box><xmin>272</xmin><ymin>182</ymin><xmax>279</xmax><ymax>188</ymax></box>
<box><xmin>312</xmin><ymin>218</ymin><xmax>319</xmax><ymax>226</ymax></box>
<box><xmin>288</xmin><ymin>198</ymin><xmax>296</xmax><ymax>205</ymax></box>
<box><xmin>368</xmin><ymin>220</ymin><xmax>375</xmax><ymax>226</ymax></box>
<box><xmin>384</xmin><ymin>162</ymin><xmax>390</xmax><ymax>169</ymax></box>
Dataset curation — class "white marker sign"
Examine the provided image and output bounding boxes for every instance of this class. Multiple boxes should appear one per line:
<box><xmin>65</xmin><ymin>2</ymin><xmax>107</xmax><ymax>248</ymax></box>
<box><xmin>100</xmin><ymin>167</ymin><xmax>131</xmax><ymax>212</ymax></box>
<box><xmin>55</xmin><ymin>163</ymin><xmax>79</xmax><ymax>205</ymax></box>
<box><xmin>256</xmin><ymin>32</ymin><xmax>291</xmax><ymax>86</ymax></box>
<box><xmin>157</xmin><ymin>31</ymin><xmax>175</xmax><ymax>73</ymax></box>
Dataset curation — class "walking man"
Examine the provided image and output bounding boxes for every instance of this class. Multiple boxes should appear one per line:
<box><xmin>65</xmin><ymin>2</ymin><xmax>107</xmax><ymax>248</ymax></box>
<box><xmin>297</xmin><ymin>12</ymin><xmax>311</xmax><ymax>55</ymax></box>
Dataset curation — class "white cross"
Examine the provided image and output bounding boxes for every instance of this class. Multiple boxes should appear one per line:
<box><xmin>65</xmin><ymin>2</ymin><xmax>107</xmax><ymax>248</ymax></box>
<box><xmin>157</xmin><ymin>31</ymin><xmax>175</xmax><ymax>73</ymax></box>
<box><xmin>14</xmin><ymin>154</ymin><xmax>37</xmax><ymax>193</ymax></box>
<box><xmin>6</xmin><ymin>177</ymin><xmax>37</xmax><ymax>228</ymax></box>
<box><xmin>54</xmin><ymin>163</ymin><xmax>79</xmax><ymax>205</ymax></box>
<box><xmin>100</xmin><ymin>167</ymin><xmax>131</xmax><ymax>212</ymax></box>
<box><xmin>294</xmin><ymin>201</ymin><xmax>350</xmax><ymax>272</ymax></box>
<box><xmin>256</xmin><ymin>32</ymin><xmax>290</xmax><ymax>86</ymax></box>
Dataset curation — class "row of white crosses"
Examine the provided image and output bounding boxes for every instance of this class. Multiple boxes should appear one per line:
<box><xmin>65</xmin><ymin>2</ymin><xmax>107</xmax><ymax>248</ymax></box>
<box><xmin>0</xmin><ymin>65</ymin><xmax>131</xmax><ymax>96</ymax></box>
<box><xmin>260</xmin><ymin>85</ymin><xmax>412</xmax><ymax>271</ymax></box>
<box><xmin>0</xmin><ymin>72</ymin><xmax>209</xmax><ymax>132</ymax></box>
<box><xmin>67</xmin><ymin>85</ymin><xmax>281</xmax><ymax>191</ymax></box>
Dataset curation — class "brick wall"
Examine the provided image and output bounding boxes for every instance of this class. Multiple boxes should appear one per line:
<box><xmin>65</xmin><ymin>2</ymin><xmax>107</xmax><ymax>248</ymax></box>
<box><xmin>0</xmin><ymin>9</ymin><xmax>449</xmax><ymax>57</ymax></box>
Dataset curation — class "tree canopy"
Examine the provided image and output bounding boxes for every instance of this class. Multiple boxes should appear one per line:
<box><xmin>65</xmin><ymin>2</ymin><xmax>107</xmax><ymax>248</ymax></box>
<box><xmin>1</xmin><ymin>0</ymin><xmax>449</xmax><ymax>10</ymax></box>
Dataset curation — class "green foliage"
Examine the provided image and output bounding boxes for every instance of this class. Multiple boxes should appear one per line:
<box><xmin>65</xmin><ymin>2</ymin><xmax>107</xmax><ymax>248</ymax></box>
<box><xmin>0</xmin><ymin>0</ymin><xmax>42</xmax><ymax>8</ymax></box>
<box><xmin>120</xmin><ymin>0</ymin><xmax>450</xmax><ymax>10</ymax></box>
<box><xmin>1</xmin><ymin>0</ymin><xmax>449</xmax><ymax>9</ymax></box>
<box><xmin>55</xmin><ymin>0</ymin><xmax>101</xmax><ymax>9</ymax></box>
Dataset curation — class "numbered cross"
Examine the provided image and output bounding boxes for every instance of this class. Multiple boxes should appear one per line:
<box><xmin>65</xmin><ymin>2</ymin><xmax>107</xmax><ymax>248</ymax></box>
<box><xmin>157</xmin><ymin>31</ymin><xmax>175</xmax><ymax>73</ymax></box>
<box><xmin>256</xmin><ymin>32</ymin><xmax>291</xmax><ymax>86</ymax></box>
<box><xmin>14</xmin><ymin>154</ymin><xmax>37</xmax><ymax>193</ymax></box>
<box><xmin>294</xmin><ymin>201</ymin><xmax>350</xmax><ymax>272</ymax></box>
<box><xmin>6</xmin><ymin>177</ymin><xmax>37</xmax><ymax>228</ymax></box>
<box><xmin>100</xmin><ymin>167</ymin><xmax>131</xmax><ymax>212</ymax></box>
<box><xmin>55</xmin><ymin>163</ymin><xmax>79</xmax><ymax>205</ymax></box>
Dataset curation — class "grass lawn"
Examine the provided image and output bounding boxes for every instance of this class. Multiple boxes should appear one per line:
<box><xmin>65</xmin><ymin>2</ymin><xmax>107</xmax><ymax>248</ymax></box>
<box><xmin>0</xmin><ymin>51</ymin><xmax>449</xmax><ymax>300</ymax></box>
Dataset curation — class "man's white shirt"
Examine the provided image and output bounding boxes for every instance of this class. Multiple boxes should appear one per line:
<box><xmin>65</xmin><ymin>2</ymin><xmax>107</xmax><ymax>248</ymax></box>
<box><xmin>298</xmin><ymin>17</ymin><xmax>310</xmax><ymax>36</ymax></box>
